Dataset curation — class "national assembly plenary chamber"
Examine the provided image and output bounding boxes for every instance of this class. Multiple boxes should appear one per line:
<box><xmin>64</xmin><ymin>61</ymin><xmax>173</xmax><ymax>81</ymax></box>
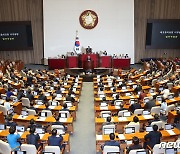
<box><xmin>0</xmin><ymin>0</ymin><xmax>180</xmax><ymax>154</ymax></box>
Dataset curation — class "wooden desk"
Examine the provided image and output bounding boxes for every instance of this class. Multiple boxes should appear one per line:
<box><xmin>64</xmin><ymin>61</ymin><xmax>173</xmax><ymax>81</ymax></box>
<box><xmin>0</xmin><ymin>111</ymin><xmax>4</xmax><ymax>124</ymax></box>
<box><xmin>95</xmin><ymin>115</ymin><xmax>154</xmax><ymax>133</ymax></box>
<box><xmin>168</xmin><ymin>110</ymin><xmax>179</xmax><ymax>123</ymax></box>
<box><xmin>12</xmin><ymin>115</ymin><xmax>74</xmax><ymax>134</ymax></box>
<box><xmin>0</xmin><ymin>130</ymin><xmax>70</xmax><ymax>153</ymax></box>
<box><xmin>96</xmin><ymin>128</ymin><xmax>180</xmax><ymax>152</ymax></box>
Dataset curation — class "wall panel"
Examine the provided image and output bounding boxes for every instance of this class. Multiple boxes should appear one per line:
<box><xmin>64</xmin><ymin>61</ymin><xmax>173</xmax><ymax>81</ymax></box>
<box><xmin>0</xmin><ymin>0</ymin><xmax>43</xmax><ymax>64</ymax></box>
<box><xmin>135</xmin><ymin>0</ymin><xmax>180</xmax><ymax>63</ymax></box>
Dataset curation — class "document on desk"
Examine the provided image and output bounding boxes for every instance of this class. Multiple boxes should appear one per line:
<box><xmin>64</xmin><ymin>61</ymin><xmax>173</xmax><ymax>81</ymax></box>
<box><xmin>96</xmin><ymin>135</ymin><xmax>102</xmax><ymax>140</ymax></box>
<box><xmin>59</xmin><ymin>118</ymin><xmax>67</xmax><ymax>122</ymax></box>
<box><xmin>100</xmin><ymin>106</ymin><xmax>108</xmax><ymax>110</ymax></box>
<box><xmin>39</xmin><ymin>134</ymin><xmax>45</xmax><ymax>139</ymax></box>
<box><xmin>48</xmin><ymin>106</ymin><xmax>55</xmax><ymax>109</ymax></box>
<box><xmin>118</xmin><ymin>117</ymin><xmax>127</xmax><ymax>121</ymax></box>
<box><xmin>118</xmin><ymin>134</ymin><xmax>125</xmax><ymax>140</ymax></box>
<box><xmin>143</xmin><ymin>115</ymin><xmax>153</xmax><ymax>119</ymax></box>
<box><xmin>36</xmin><ymin>117</ymin><xmax>46</xmax><ymax>121</ymax></box>
<box><xmin>34</xmin><ymin>105</ymin><xmax>40</xmax><ymax>108</ymax></box>
<box><xmin>115</xmin><ymin>106</ymin><xmax>120</xmax><ymax>109</ymax></box>
<box><xmin>166</xmin><ymin>130</ymin><xmax>176</xmax><ymax>135</ymax></box>
<box><xmin>18</xmin><ymin>115</ymin><xmax>28</xmax><ymax>120</ymax></box>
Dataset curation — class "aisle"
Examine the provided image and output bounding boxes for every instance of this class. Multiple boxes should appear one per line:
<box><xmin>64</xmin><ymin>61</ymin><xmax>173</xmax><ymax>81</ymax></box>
<box><xmin>70</xmin><ymin>82</ymin><xmax>96</xmax><ymax>154</ymax></box>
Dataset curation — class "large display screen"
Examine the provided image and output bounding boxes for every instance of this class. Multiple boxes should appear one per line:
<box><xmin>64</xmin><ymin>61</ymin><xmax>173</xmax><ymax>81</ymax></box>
<box><xmin>146</xmin><ymin>19</ymin><xmax>180</xmax><ymax>49</ymax></box>
<box><xmin>0</xmin><ymin>21</ymin><xmax>33</xmax><ymax>51</ymax></box>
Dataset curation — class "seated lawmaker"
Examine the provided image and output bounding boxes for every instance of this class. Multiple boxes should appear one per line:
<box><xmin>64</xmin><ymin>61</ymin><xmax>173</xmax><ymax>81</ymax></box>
<box><xmin>126</xmin><ymin>136</ymin><xmax>142</xmax><ymax>154</ymax></box>
<box><xmin>38</xmin><ymin>90</ymin><xmax>47</xmax><ymax>102</ymax></box>
<box><xmin>144</xmin><ymin>95</ymin><xmax>156</xmax><ymax>111</ymax></box>
<box><xmin>101</xmin><ymin>133</ymin><xmax>120</xmax><ymax>150</ymax></box>
<box><xmin>48</xmin><ymin>129</ymin><xmax>63</xmax><ymax>150</ymax></box>
<box><xmin>26</xmin><ymin>126</ymin><xmax>40</xmax><ymax>149</ymax></box>
<box><xmin>61</xmin><ymin>103</ymin><xmax>69</xmax><ymax>111</ymax></box>
<box><xmin>101</xmin><ymin>116</ymin><xmax>114</xmax><ymax>130</ymax></box>
<box><xmin>5</xmin><ymin>114</ymin><xmax>17</xmax><ymax>127</ymax></box>
<box><xmin>129</xmin><ymin>100</ymin><xmax>141</xmax><ymax>113</ymax></box>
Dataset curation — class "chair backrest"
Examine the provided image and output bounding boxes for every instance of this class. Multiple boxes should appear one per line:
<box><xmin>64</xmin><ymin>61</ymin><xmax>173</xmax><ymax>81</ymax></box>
<box><xmin>152</xmin><ymin>144</ymin><xmax>165</xmax><ymax>154</ymax></box>
<box><xmin>41</xmin><ymin>110</ymin><xmax>52</xmax><ymax>117</ymax></box>
<box><xmin>125</xmin><ymin>123</ymin><xmax>140</xmax><ymax>132</ymax></box>
<box><xmin>21</xmin><ymin>144</ymin><xmax>37</xmax><ymax>154</ymax></box>
<box><xmin>21</xmin><ymin>97</ymin><xmax>30</xmax><ymax>107</ymax></box>
<box><xmin>114</xmin><ymin>100</ymin><xmax>123</xmax><ymax>106</ymax></box>
<box><xmin>102</xmin><ymin>124</ymin><xmax>115</xmax><ymax>135</ymax></box>
<box><xmin>151</xmin><ymin>121</ymin><xmax>164</xmax><ymax>130</ymax></box>
<box><xmin>103</xmin><ymin>146</ymin><xmax>120</xmax><ymax>154</ymax></box>
<box><xmin>118</xmin><ymin>110</ymin><xmax>128</xmax><ymax>117</ymax></box>
<box><xmin>26</xmin><ymin>109</ymin><xmax>36</xmax><ymax>115</ymax></box>
<box><xmin>151</xmin><ymin>106</ymin><xmax>160</xmax><ymax>115</ymax></box>
<box><xmin>0</xmin><ymin>140</ymin><xmax>11</xmax><ymax>154</ymax></box>
<box><xmin>59</xmin><ymin>110</ymin><xmax>70</xmax><ymax>118</ymax></box>
<box><xmin>129</xmin><ymin>149</ymin><xmax>147</xmax><ymax>154</ymax></box>
<box><xmin>167</xmin><ymin>83</ymin><xmax>173</xmax><ymax>89</ymax></box>
<box><xmin>134</xmin><ymin>109</ymin><xmax>144</xmax><ymax>115</ymax></box>
<box><xmin>51</xmin><ymin>125</ymin><xmax>65</xmax><ymax>135</ymax></box>
<box><xmin>100</xmin><ymin>111</ymin><xmax>111</xmax><ymax>118</ymax></box>
<box><xmin>0</xmin><ymin>105</ymin><xmax>8</xmax><ymax>115</ymax></box>
<box><xmin>45</xmin><ymin>146</ymin><xmax>61</xmax><ymax>154</ymax></box>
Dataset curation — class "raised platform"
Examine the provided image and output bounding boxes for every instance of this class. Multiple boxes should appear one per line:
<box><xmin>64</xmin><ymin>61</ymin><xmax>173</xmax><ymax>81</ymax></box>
<box><xmin>65</xmin><ymin>68</ymin><xmax>113</xmax><ymax>82</ymax></box>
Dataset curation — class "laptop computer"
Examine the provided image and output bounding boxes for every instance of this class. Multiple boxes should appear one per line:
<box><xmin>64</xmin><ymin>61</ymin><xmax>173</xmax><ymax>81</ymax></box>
<box><xmin>122</xmin><ymin>86</ymin><xmax>126</xmax><ymax>90</ymax></box>
<box><xmin>102</xmin><ymin>113</ymin><xmax>111</xmax><ymax>118</ymax></box>
<box><xmin>51</xmin><ymin>101</ymin><xmax>58</xmax><ymax>106</ymax></box>
<box><xmin>0</xmin><ymin>124</ymin><xmax>6</xmax><ymax>130</ymax></box>
<box><xmin>125</xmin><ymin>127</ymin><xmax>135</xmax><ymax>134</ymax></box>
<box><xmin>40</xmin><ymin>112</ymin><xmax>47</xmax><ymax>117</ymax></box>
<box><xmin>42</xmin><ymin>152</ymin><xmax>55</xmax><ymax>154</ymax></box>
<box><xmin>21</xmin><ymin>110</ymin><xmax>28</xmax><ymax>116</ymax></box>
<box><xmin>164</xmin><ymin>124</ymin><xmax>173</xmax><ymax>130</ymax></box>
<box><xmin>60</xmin><ymin>113</ymin><xmax>67</xmax><ymax>118</ymax></box>
<box><xmin>123</xmin><ymin>112</ymin><xmax>131</xmax><ymax>117</ymax></box>
<box><xmin>133</xmin><ymin>85</ymin><xmax>137</xmax><ymax>89</ymax></box>
<box><xmin>168</xmin><ymin>94</ymin><xmax>173</xmax><ymax>99</ymax></box>
<box><xmin>126</xmin><ymin>140</ymin><xmax>133</xmax><ymax>145</ymax></box>
<box><xmin>104</xmin><ymin>128</ymin><xmax>114</xmax><ymax>135</ymax></box>
<box><xmin>56</xmin><ymin>94</ymin><xmax>62</xmax><ymax>98</ymax></box>
<box><xmin>143</xmin><ymin>110</ymin><xmax>150</xmax><ymax>115</ymax></box>
<box><xmin>159</xmin><ymin>87</ymin><xmax>164</xmax><ymax>91</ymax></box>
<box><xmin>144</xmin><ymin>98</ymin><xmax>149</xmax><ymax>103</ymax></box>
<box><xmin>146</xmin><ymin>126</ymin><xmax>153</xmax><ymax>132</ymax></box>
<box><xmin>16</xmin><ymin>126</ymin><xmax>25</xmax><ymax>132</ymax></box>
<box><xmin>36</xmin><ymin>128</ymin><xmax>45</xmax><ymax>134</ymax></box>
<box><xmin>14</xmin><ymin>151</ymin><xmax>26</xmax><ymax>154</ymax></box>
<box><xmin>37</xmin><ymin>100</ymin><xmax>43</xmax><ymax>105</ymax></box>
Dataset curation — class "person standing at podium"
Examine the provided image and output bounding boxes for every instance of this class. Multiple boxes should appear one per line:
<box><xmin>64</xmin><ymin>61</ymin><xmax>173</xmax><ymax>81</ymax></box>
<box><xmin>86</xmin><ymin>46</ymin><xmax>92</xmax><ymax>54</ymax></box>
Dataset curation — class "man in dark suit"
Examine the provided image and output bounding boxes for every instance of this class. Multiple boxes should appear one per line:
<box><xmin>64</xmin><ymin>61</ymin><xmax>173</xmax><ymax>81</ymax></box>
<box><xmin>29</xmin><ymin>102</ymin><xmax>38</xmax><ymax>114</ymax></box>
<box><xmin>144</xmin><ymin>95</ymin><xmax>156</xmax><ymax>111</ymax></box>
<box><xmin>144</xmin><ymin>124</ymin><xmax>162</xmax><ymax>149</ymax></box>
<box><xmin>61</xmin><ymin>103</ymin><xmax>69</xmax><ymax>111</ymax></box>
<box><xmin>17</xmin><ymin>89</ymin><xmax>25</xmax><ymax>100</ymax></box>
<box><xmin>27</xmin><ymin>74</ymin><xmax>33</xmax><ymax>86</ymax></box>
<box><xmin>26</xmin><ymin>126</ymin><xmax>40</xmax><ymax>149</ymax></box>
<box><xmin>66</xmin><ymin>92</ymin><xmax>75</xmax><ymax>102</ymax></box>
<box><xmin>26</xmin><ymin>89</ymin><xmax>34</xmax><ymax>102</ymax></box>
<box><xmin>56</xmin><ymin>87</ymin><xmax>62</xmax><ymax>94</ymax></box>
<box><xmin>48</xmin><ymin>129</ymin><xmax>63</xmax><ymax>150</ymax></box>
<box><xmin>126</xmin><ymin>136</ymin><xmax>143</xmax><ymax>153</ymax></box>
<box><xmin>5</xmin><ymin>114</ymin><xmax>17</xmax><ymax>127</ymax></box>
<box><xmin>102</xmin><ymin>133</ymin><xmax>120</xmax><ymax>150</ymax></box>
<box><xmin>38</xmin><ymin>90</ymin><xmax>47</xmax><ymax>102</ymax></box>
<box><xmin>129</xmin><ymin>101</ymin><xmax>141</xmax><ymax>113</ymax></box>
<box><xmin>52</xmin><ymin>117</ymin><xmax>67</xmax><ymax>131</ymax></box>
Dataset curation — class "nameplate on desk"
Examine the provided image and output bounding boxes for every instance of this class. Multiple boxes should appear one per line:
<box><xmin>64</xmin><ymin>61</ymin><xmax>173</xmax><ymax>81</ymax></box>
<box><xmin>166</xmin><ymin>130</ymin><xmax>176</xmax><ymax>135</ymax></box>
<box><xmin>100</xmin><ymin>106</ymin><xmax>108</xmax><ymax>110</ymax></box>
<box><xmin>18</xmin><ymin>115</ymin><xmax>28</xmax><ymax>119</ymax></box>
<box><xmin>36</xmin><ymin>117</ymin><xmax>46</xmax><ymax>121</ymax></box>
<box><xmin>118</xmin><ymin>117</ymin><xmax>127</xmax><ymax>121</ymax></box>
<box><xmin>118</xmin><ymin>134</ymin><xmax>125</xmax><ymax>140</ymax></box>
<box><xmin>59</xmin><ymin>118</ymin><xmax>67</xmax><ymax>122</ymax></box>
<box><xmin>48</xmin><ymin>106</ymin><xmax>55</xmax><ymax>109</ymax></box>
<box><xmin>96</xmin><ymin>135</ymin><xmax>102</xmax><ymax>140</ymax></box>
<box><xmin>143</xmin><ymin>115</ymin><xmax>153</xmax><ymax>119</ymax></box>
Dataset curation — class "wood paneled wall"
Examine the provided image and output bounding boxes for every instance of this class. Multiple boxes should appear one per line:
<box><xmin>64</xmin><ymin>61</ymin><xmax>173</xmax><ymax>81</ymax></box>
<box><xmin>0</xmin><ymin>0</ymin><xmax>43</xmax><ymax>64</ymax></box>
<box><xmin>134</xmin><ymin>0</ymin><xmax>180</xmax><ymax>63</ymax></box>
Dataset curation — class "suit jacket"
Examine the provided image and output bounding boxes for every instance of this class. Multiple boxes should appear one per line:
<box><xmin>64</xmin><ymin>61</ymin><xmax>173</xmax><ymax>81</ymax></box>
<box><xmin>144</xmin><ymin>131</ymin><xmax>162</xmax><ymax>148</ymax></box>
<box><xmin>144</xmin><ymin>100</ymin><xmax>155</xmax><ymax>110</ymax></box>
<box><xmin>48</xmin><ymin>135</ymin><xmax>63</xmax><ymax>148</ymax></box>
<box><xmin>27</xmin><ymin>76</ymin><xmax>33</xmax><ymax>86</ymax></box>
<box><xmin>26</xmin><ymin>93</ymin><xmax>34</xmax><ymax>102</ymax></box>
<box><xmin>129</xmin><ymin>103</ymin><xmax>141</xmax><ymax>113</ymax></box>
<box><xmin>38</xmin><ymin>95</ymin><xmax>47</xmax><ymax>102</ymax></box>
<box><xmin>26</xmin><ymin>133</ymin><xmax>40</xmax><ymax>149</ymax></box>
<box><xmin>66</xmin><ymin>95</ymin><xmax>74</xmax><ymax>102</ymax></box>
<box><xmin>17</xmin><ymin>91</ymin><xmax>25</xmax><ymax>100</ymax></box>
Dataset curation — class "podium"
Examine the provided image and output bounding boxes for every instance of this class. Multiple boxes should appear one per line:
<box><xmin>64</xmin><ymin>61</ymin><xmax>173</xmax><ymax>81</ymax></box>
<box><xmin>79</xmin><ymin>54</ymin><xmax>98</xmax><ymax>68</ymax></box>
<box><xmin>83</xmin><ymin>59</ymin><xmax>94</xmax><ymax>72</ymax></box>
